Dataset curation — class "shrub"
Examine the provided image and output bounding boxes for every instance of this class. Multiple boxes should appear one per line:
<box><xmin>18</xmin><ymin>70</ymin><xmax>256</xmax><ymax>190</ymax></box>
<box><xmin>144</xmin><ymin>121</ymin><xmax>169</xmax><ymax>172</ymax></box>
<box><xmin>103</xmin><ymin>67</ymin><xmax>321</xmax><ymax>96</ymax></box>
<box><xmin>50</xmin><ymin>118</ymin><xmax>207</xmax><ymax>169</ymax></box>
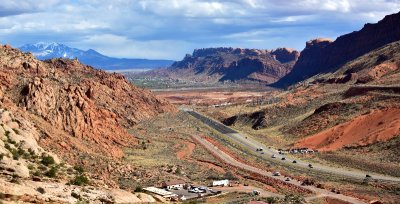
<box><xmin>4</xmin><ymin>144</ymin><xmax>11</xmax><ymax>153</ymax></box>
<box><xmin>41</xmin><ymin>155</ymin><xmax>55</xmax><ymax>166</ymax></box>
<box><xmin>45</xmin><ymin>166</ymin><xmax>59</xmax><ymax>178</ymax></box>
<box><xmin>36</xmin><ymin>187</ymin><xmax>46</xmax><ymax>194</ymax></box>
<box><xmin>0</xmin><ymin>154</ymin><xmax>4</xmax><ymax>161</ymax></box>
<box><xmin>12</xmin><ymin>128</ymin><xmax>19</xmax><ymax>135</ymax></box>
<box><xmin>134</xmin><ymin>186</ymin><xmax>143</xmax><ymax>192</ymax></box>
<box><xmin>69</xmin><ymin>175</ymin><xmax>89</xmax><ymax>186</ymax></box>
<box><xmin>266</xmin><ymin>197</ymin><xmax>278</xmax><ymax>204</ymax></box>
<box><xmin>283</xmin><ymin>194</ymin><xmax>305</xmax><ymax>204</ymax></box>
<box><xmin>10</xmin><ymin>174</ymin><xmax>20</xmax><ymax>184</ymax></box>
<box><xmin>10</xmin><ymin>148</ymin><xmax>21</xmax><ymax>160</ymax></box>
<box><xmin>175</xmin><ymin>167</ymin><xmax>181</xmax><ymax>175</ymax></box>
<box><xmin>71</xmin><ymin>192</ymin><xmax>80</xmax><ymax>199</ymax></box>
<box><xmin>33</xmin><ymin>171</ymin><xmax>42</xmax><ymax>177</ymax></box>
<box><xmin>74</xmin><ymin>165</ymin><xmax>85</xmax><ymax>174</ymax></box>
<box><xmin>223</xmin><ymin>171</ymin><xmax>237</xmax><ymax>180</ymax></box>
<box><xmin>28</xmin><ymin>148</ymin><xmax>35</xmax><ymax>156</ymax></box>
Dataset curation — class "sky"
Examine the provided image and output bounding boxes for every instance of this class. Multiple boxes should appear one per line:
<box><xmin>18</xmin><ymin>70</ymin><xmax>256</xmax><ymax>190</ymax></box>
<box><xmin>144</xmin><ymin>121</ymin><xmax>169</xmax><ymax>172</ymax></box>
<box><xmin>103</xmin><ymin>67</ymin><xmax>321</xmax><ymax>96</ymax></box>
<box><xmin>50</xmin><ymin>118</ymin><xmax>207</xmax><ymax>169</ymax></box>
<box><xmin>0</xmin><ymin>0</ymin><xmax>399</xmax><ymax>60</ymax></box>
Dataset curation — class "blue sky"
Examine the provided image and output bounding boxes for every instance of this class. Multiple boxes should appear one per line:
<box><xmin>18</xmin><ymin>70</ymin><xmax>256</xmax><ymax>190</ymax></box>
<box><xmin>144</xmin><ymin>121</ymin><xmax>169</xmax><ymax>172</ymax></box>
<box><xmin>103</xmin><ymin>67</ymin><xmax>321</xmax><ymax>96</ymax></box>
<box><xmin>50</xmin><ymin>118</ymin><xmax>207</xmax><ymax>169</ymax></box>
<box><xmin>0</xmin><ymin>0</ymin><xmax>399</xmax><ymax>60</ymax></box>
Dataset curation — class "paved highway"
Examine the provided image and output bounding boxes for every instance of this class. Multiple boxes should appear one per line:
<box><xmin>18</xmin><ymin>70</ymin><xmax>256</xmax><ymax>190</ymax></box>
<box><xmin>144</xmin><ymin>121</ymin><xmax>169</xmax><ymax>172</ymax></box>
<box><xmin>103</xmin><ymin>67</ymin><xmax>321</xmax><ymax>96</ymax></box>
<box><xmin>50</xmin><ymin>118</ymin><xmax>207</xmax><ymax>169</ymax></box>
<box><xmin>185</xmin><ymin>110</ymin><xmax>400</xmax><ymax>183</ymax></box>
<box><xmin>192</xmin><ymin>134</ymin><xmax>367</xmax><ymax>204</ymax></box>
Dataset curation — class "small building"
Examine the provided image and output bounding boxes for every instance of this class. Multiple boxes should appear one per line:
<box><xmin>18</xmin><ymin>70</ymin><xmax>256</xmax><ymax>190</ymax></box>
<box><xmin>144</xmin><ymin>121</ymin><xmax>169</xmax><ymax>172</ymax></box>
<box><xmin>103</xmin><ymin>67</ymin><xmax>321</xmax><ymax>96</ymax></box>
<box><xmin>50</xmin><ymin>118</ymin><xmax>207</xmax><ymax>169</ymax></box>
<box><xmin>143</xmin><ymin>187</ymin><xmax>177</xmax><ymax>198</ymax></box>
<box><xmin>212</xmin><ymin>179</ymin><xmax>229</xmax><ymax>187</ymax></box>
<box><xmin>161</xmin><ymin>180</ymin><xmax>186</xmax><ymax>190</ymax></box>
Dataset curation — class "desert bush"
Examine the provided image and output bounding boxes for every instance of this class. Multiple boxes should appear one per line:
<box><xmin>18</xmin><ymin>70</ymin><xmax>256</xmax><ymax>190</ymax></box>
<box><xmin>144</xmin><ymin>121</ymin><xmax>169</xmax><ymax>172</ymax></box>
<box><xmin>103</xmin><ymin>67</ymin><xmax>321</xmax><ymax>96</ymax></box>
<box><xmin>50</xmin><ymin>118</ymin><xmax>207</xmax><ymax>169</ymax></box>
<box><xmin>71</xmin><ymin>191</ymin><xmax>80</xmax><ymax>199</ymax></box>
<box><xmin>33</xmin><ymin>170</ymin><xmax>42</xmax><ymax>177</ymax></box>
<box><xmin>12</xmin><ymin>128</ymin><xmax>19</xmax><ymax>135</ymax></box>
<box><xmin>69</xmin><ymin>175</ymin><xmax>90</xmax><ymax>186</ymax></box>
<box><xmin>41</xmin><ymin>155</ymin><xmax>55</xmax><ymax>166</ymax></box>
<box><xmin>223</xmin><ymin>171</ymin><xmax>237</xmax><ymax>180</ymax></box>
<box><xmin>74</xmin><ymin>165</ymin><xmax>85</xmax><ymax>174</ymax></box>
<box><xmin>283</xmin><ymin>194</ymin><xmax>305</xmax><ymax>204</ymax></box>
<box><xmin>36</xmin><ymin>187</ymin><xmax>46</xmax><ymax>194</ymax></box>
<box><xmin>134</xmin><ymin>186</ymin><xmax>143</xmax><ymax>192</ymax></box>
<box><xmin>45</xmin><ymin>166</ymin><xmax>59</xmax><ymax>178</ymax></box>
<box><xmin>266</xmin><ymin>197</ymin><xmax>278</xmax><ymax>204</ymax></box>
<box><xmin>0</xmin><ymin>153</ymin><xmax>4</xmax><ymax>161</ymax></box>
<box><xmin>10</xmin><ymin>174</ymin><xmax>20</xmax><ymax>184</ymax></box>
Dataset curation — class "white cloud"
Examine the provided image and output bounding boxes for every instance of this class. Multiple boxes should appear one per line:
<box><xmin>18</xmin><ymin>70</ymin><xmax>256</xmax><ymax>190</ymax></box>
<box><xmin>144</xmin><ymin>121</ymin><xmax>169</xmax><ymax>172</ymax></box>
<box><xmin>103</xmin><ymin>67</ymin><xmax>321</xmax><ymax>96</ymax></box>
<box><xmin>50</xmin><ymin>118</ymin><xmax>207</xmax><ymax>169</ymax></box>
<box><xmin>0</xmin><ymin>0</ymin><xmax>399</xmax><ymax>59</ymax></box>
<box><xmin>76</xmin><ymin>34</ymin><xmax>193</xmax><ymax>60</ymax></box>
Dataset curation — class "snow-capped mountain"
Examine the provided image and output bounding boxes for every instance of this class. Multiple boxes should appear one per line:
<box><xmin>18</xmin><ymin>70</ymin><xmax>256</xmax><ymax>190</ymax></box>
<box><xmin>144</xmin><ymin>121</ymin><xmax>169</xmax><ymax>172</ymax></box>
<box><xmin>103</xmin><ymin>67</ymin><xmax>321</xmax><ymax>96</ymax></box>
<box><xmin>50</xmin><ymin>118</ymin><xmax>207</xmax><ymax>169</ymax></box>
<box><xmin>19</xmin><ymin>42</ymin><xmax>174</xmax><ymax>70</ymax></box>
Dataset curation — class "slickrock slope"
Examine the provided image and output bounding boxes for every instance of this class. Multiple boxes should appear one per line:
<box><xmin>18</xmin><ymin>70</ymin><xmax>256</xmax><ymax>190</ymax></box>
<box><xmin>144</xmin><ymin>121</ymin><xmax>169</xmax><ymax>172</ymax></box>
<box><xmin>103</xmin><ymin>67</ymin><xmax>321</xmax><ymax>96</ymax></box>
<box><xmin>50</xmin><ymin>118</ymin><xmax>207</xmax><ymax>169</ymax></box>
<box><xmin>0</xmin><ymin>44</ymin><xmax>176</xmax><ymax>159</ymax></box>
<box><xmin>0</xmin><ymin>108</ymin><xmax>155</xmax><ymax>203</ymax></box>
<box><xmin>274</xmin><ymin>11</ymin><xmax>400</xmax><ymax>87</ymax></box>
<box><xmin>155</xmin><ymin>47</ymin><xmax>299</xmax><ymax>84</ymax></box>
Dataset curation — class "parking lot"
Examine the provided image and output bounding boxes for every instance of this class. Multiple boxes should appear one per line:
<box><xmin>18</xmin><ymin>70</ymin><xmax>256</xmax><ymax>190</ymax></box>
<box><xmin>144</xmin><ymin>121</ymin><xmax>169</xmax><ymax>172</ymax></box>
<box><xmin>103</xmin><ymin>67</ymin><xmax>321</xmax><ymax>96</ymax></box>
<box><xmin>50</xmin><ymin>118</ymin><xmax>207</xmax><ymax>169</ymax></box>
<box><xmin>169</xmin><ymin>187</ymin><xmax>219</xmax><ymax>200</ymax></box>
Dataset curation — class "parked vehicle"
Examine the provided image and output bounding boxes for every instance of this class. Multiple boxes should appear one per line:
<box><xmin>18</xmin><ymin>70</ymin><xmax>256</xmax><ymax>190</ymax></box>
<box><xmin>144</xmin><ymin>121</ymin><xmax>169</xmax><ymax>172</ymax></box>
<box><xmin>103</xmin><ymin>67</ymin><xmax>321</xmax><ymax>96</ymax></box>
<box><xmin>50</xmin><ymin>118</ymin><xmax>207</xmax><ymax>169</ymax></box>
<box><xmin>252</xmin><ymin>190</ymin><xmax>260</xmax><ymax>195</ymax></box>
<box><xmin>308</xmin><ymin>164</ymin><xmax>313</xmax><ymax>168</ymax></box>
<box><xmin>281</xmin><ymin>157</ymin><xmax>286</xmax><ymax>160</ymax></box>
<box><xmin>271</xmin><ymin>154</ymin><xmax>276</xmax><ymax>158</ymax></box>
<box><xmin>292</xmin><ymin>160</ymin><xmax>297</xmax><ymax>163</ymax></box>
<box><xmin>273</xmin><ymin>172</ymin><xmax>281</xmax><ymax>176</ymax></box>
<box><xmin>285</xmin><ymin>177</ymin><xmax>291</xmax><ymax>181</ymax></box>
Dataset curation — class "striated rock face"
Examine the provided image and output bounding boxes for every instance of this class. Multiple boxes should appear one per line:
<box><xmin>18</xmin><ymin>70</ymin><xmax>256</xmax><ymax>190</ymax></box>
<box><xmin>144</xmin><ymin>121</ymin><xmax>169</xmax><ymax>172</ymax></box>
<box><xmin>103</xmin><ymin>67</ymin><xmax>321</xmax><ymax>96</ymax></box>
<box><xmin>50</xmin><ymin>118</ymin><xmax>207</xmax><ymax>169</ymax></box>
<box><xmin>0</xmin><ymin>45</ymin><xmax>176</xmax><ymax>159</ymax></box>
<box><xmin>275</xmin><ymin>11</ymin><xmax>400</xmax><ymax>87</ymax></box>
<box><xmin>169</xmin><ymin>47</ymin><xmax>298</xmax><ymax>84</ymax></box>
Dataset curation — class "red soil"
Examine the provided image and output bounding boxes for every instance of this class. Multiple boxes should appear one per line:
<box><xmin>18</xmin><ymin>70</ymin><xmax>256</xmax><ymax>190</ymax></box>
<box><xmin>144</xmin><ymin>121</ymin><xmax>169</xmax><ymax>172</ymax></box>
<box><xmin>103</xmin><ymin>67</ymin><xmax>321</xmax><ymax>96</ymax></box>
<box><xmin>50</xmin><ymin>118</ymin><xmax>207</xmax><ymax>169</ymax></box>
<box><xmin>176</xmin><ymin>141</ymin><xmax>195</xmax><ymax>159</ymax></box>
<box><xmin>295</xmin><ymin>108</ymin><xmax>400</xmax><ymax>151</ymax></box>
<box><xmin>176</xmin><ymin>141</ymin><xmax>226</xmax><ymax>173</ymax></box>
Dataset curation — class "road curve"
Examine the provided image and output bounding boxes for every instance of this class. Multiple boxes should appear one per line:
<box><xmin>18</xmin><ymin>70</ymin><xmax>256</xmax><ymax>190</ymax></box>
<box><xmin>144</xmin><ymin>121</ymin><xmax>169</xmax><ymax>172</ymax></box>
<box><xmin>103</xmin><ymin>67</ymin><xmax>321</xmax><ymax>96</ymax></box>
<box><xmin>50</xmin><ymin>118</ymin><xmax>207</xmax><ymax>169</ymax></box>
<box><xmin>192</xmin><ymin>134</ymin><xmax>366</xmax><ymax>204</ymax></box>
<box><xmin>185</xmin><ymin>110</ymin><xmax>400</xmax><ymax>183</ymax></box>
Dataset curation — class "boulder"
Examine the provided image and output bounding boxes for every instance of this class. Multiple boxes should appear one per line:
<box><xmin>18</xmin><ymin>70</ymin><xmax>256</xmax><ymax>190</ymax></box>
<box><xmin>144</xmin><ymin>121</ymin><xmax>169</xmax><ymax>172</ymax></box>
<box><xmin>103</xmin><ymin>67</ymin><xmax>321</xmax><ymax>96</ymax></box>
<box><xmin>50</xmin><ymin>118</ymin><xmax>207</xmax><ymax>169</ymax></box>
<box><xmin>0</xmin><ymin>157</ymin><xmax>30</xmax><ymax>178</ymax></box>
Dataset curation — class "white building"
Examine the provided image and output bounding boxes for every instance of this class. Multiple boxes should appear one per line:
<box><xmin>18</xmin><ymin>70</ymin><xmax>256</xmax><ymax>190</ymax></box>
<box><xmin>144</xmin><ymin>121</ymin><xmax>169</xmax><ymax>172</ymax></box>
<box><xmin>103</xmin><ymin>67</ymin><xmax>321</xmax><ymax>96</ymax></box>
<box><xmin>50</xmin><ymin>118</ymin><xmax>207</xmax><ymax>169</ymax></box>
<box><xmin>161</xmin><ymin>180</ymin><xmax>186</xmax><ymax>190</ymax></box>
<box><xmin>212</xmin><ymin>179</ymin><xmax>229</xmax><ymax>187</ymax></box>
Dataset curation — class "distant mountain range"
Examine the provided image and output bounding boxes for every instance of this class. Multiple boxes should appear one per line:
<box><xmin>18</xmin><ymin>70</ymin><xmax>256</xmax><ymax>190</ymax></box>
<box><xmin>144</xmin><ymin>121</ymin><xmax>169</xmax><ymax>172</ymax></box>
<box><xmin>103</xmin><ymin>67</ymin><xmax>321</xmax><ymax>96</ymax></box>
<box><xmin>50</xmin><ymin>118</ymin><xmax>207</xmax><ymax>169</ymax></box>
<box><xmin>19</xmin><ymin>42</ymin><xmax>174</xmax><ymax>70</ymax></box>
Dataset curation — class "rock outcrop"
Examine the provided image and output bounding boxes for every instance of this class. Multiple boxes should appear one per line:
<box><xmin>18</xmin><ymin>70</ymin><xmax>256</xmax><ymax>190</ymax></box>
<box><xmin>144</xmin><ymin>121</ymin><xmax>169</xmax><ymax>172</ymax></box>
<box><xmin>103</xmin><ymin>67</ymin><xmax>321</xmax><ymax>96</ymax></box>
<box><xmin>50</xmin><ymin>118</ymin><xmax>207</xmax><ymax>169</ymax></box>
<box><xmin>168</xmin><ymin>47</ymin><xmax>298</xmax><ymax>84</ymax></box>
<box><xmin>274</xmin><ymin>11</ymin><xmax>400</xmax><ymax>87</ymax></box>
<box><xmin>271</xmin><ymin>48</ymin><xmax>300</xmax><ymax>64</ymax></box>
<box><xmin>0</xmin><ymin>44</ymin><xmax>176</xmax><ymax>159</ymax></box>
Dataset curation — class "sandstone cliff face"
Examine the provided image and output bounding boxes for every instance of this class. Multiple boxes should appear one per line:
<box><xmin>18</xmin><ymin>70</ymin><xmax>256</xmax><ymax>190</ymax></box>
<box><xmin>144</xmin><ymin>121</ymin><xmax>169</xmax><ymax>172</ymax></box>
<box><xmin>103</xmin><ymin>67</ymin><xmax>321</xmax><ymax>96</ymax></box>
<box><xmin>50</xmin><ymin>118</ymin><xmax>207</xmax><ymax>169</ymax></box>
<box><xmin>271</xmin><ymin>48</ymin><xmax>300</xmax><ymax>64</ymax></box>
<box><xmin>0</xmin><ymin>45</ymin><xmax>176</xmax><ymax>159</ymax></box>
<box><xmin>169</xmin><ymin>47</ymin><xmax>298</xmax><ymax>84</ymax></box>
<box><xmin>274</xmin><ymin>11</ymin><xmax>400</xmax><ymax>87</ymax></box>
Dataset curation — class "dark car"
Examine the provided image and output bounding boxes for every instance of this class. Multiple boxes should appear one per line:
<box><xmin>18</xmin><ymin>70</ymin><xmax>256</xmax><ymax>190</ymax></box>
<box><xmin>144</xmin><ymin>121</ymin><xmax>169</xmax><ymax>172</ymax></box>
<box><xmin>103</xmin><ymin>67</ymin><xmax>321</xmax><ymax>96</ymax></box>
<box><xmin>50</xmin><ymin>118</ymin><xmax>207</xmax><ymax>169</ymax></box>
<box><xmin>292</xmin><ymin>160</ymin><xmax>297</xmax><ymax>163</ymax></box>
<box><xmin>281</xmin><ymin>157</ymin><xmax>286</xmax><ymax>160</ymax></box>
<box><xmin>308</xmin><ymin>164</ymin><xmax>313</xmax><ymax>168</ymax></box>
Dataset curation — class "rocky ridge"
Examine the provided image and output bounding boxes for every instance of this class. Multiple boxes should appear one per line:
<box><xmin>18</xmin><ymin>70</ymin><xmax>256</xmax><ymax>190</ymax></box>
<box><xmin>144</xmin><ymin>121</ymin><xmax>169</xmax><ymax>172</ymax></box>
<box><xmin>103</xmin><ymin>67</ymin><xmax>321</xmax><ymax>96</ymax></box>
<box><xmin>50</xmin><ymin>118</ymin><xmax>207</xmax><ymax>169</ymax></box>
<box><xmin>0</xmin><ymin>44</ymin><xmax>176</xmax><ymax>159</ymax></box>
<box><xmin>166</xmin><ymin>47</ymin><xmax>299</xmax><ymax>84</ymax></box>
<box><xmin>275</xmin><ymin>11</ymin><xmax>400</xmax><ymax>87</ymax></box>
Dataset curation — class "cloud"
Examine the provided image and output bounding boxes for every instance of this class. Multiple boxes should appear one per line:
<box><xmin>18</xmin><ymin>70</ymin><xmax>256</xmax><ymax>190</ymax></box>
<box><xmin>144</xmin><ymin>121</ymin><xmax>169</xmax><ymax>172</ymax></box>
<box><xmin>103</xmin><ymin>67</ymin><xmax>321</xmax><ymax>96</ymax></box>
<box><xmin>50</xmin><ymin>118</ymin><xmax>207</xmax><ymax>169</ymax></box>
<box><xmin>0</xmin><ymin>0</ymin><xmax>399</xmax><ymax>59</ymax></box>
<box><xmin>0</xmin><ymin>0</ymin><xmax>60</xmax><ymax>17</ymax></box>
<box><xmin>73</xmin><ymin>34</ymin><xmax>193</xmax><ymax>60</ymax></box>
